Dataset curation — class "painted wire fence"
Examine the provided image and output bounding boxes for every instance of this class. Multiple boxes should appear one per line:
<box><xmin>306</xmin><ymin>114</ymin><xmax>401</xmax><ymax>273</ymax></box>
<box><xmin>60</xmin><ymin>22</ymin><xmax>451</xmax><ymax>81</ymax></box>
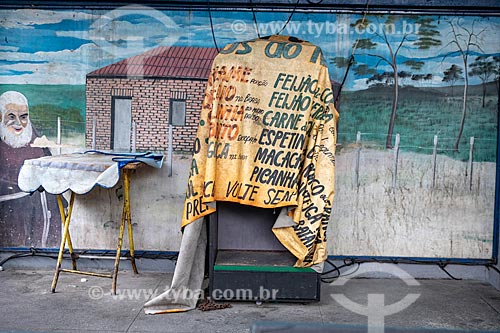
<box><xmin>337</xmin><ymin>131</ymin><xmax>497</xmax><ymax>192</ymax></box>
<box><xmin>30</xmin><ymin>116</ymin><xmax>497</xmax><ymax>188</ymax></box>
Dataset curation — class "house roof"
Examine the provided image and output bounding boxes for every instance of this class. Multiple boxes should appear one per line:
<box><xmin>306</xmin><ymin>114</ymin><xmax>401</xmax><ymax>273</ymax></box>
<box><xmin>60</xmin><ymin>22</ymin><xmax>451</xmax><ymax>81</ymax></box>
<box><xmin>87</xmin><ymin>46</ymin><xmax>219</xmax><ymax>79</ymax></box>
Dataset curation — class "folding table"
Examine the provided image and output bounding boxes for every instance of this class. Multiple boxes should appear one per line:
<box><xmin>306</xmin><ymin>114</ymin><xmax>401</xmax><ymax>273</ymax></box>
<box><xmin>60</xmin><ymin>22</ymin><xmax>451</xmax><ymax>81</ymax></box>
<box><xmin>18</xmin><ymin>151</ymin><xmax>163</xmax><ymax>295</ymax></box>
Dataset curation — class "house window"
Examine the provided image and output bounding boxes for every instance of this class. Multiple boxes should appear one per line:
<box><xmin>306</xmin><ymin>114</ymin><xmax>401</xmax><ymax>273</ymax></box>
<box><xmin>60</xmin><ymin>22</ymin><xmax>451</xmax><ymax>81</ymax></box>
<box><xmin>170</xmin><ymin>99</ymin><xmax>186</xmax><ymax>126</ymax></box>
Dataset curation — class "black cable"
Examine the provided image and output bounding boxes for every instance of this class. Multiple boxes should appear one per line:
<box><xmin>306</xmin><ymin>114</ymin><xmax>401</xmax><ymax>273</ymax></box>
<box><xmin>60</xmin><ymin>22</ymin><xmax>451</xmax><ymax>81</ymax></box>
<box><xmin>322</xmin><ymin>258</ymin><xmax>341</xmax><ymax>276</ymax></box>
<box><xmin>207</xmin><ymin>0</ymin><xmax>219</xmax><ymax>52</ymax></box>
<box><xmin>438</xmin><ymin>263</ymin><xmax>462</xmax><ymax>280</ymax></box>
<box><xmin>486</xmin><ymin>264</ymin><xmax>500</xmax><ymax>276</ymax></box>
<box><xmin>321</xmin><ymin>258</ymin><xmax>357</xmax><ymax>283</ymax></box>
<box><xmin>339</xmin><ymin>263</ymin><xmax>361</xmax><ymax>278</ymax></box>
<box><xmin>322</xmin><ymin>257</ymin><xmax>500</xmax><ymax>282</ymax></box>
<box><xmin>334</xmin><ymin>54</ymin><xmax>355</xmax><ymax>106</ymax></box>
<box><xmin>333</xmin><ymin>0</ymin><xmax>370</xmax><ymax>106</ymax></box>
<box><xmin>249</xmin><ymin>0</ymin><xmax>261</xmax><ymax>38</ymax></box>
<box><xmin>0</xmin><ymin>247</ymin><xmax>59</xmax><ymax>267</ymax></box>
<box><xmin>277</xmin><ymin>0</ymin><xmax>300</xmax><ymax>35</ymax></box>
<box><xmin>0</xmin><ymin>253</ymin><xmax>33</xmax><ymax>266</ymax></box>
<box><xmin>0</xmin><ymin>248</ymin><xmax>178</xmax><ymax>270</ymax></box>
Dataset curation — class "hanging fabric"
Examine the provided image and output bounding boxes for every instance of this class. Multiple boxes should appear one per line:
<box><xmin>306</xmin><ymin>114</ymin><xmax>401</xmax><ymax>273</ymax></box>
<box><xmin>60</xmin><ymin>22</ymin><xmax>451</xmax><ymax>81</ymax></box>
<box><xmin>144</xmin><ymin>35</ymin><xmax>338</xmax><ymax>314</ymax></box>
<box><xmin>183</xmin><ymin>35</ymin><xmax>338</xmax><ymax>267</ymax></box>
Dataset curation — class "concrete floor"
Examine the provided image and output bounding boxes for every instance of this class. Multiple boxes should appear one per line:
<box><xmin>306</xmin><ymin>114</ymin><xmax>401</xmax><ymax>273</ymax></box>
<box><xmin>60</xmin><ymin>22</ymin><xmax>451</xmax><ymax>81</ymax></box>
<box><xmin>0</xmin><ymin>267</ymin><xmax>499</xmax><ymax>333</ymax></box>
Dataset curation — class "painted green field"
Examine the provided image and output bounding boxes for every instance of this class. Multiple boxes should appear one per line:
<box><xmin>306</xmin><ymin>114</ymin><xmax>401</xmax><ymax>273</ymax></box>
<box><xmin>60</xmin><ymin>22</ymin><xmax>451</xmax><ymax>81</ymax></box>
<box><xmin>338</xmin><ymin>83</ymin><xmax>498</xmax><ymax>162</ymax></box>
<box><xmin>0</xmin><ymin>84</ymin><xmax>86</xmax><ymax>139</ymax></box>
<box><xmin>0</xmin><ymin>83</ymin><xmax>497</xmax><ymax>161</ymax></box>
<box><xmin>0</xmin><ymin>84</ymin><xmax>86</xmax><ymax>114</ymax></box>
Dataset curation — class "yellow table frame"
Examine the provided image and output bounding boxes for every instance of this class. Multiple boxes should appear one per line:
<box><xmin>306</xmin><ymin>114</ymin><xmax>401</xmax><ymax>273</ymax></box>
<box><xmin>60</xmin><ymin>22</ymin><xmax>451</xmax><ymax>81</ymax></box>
<box><xmin>51</xmin><ymin>167</ymin><xmax>138</xmax><ymax>295</ymax></box>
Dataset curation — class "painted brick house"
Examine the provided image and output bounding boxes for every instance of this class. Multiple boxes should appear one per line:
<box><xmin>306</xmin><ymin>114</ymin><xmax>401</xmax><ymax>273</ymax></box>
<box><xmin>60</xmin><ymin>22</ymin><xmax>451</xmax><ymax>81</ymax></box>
<box><xmin>85</xmin><ymin>46</ymin><xmax>218</xmax><ymax>152</ymax></box>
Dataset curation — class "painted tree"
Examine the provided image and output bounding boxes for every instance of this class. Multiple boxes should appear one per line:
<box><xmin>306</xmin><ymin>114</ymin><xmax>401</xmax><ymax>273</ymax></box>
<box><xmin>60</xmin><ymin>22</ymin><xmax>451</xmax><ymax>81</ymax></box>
<box><xmin>403</xmin><ymin>60</ymin><xmax>425</xmax><ymax>71</ymax></box>
<box><xmin>411</xmin><ymin>73</ymin><xmax>434</xmax><ymax>87</ymax></box>
<box><xmin>424</xmin><ymin>73</ymin><xmax>433</xmax><ymax>84</ymax></box>
<box><xmin>353</xmin><ymin>64</ymin><xmax>377</xmax><ymax>77</ymax></box>
<box><xmin>469</xmin><ymin>56</ymin><xmax>496</xmax><ymax>107</ymax></box>
<box><xmin>411</xmin><ymin>74</ymin><xmax>425</xmax><ymax>86</ymax></box>
<box><xmin>443</xmin><ymin>18</ymin><xmax>486</xmax><ymax>151</ymax></box>
<box><xmin>367</xmin><ymin>72</ymin><xmax>394</xmax><ymax>87</ymax></box>
<box><xmin>402</xmin><ymin>60</ymin><xmax>425</xmax><ymax>87</ymax></box>
<box><xmin>329</xmin><ymin>57</ymin><xmax>378</xmax><ymax>90</ymax></box>
<box><xmin>352</xmin><ymin>15</ymin><xmax>441</xmax><ymax>148</ymax></box>
<box><xmin>330</xmin><ymin>56</ymin><xmax>354</xmax><ymax>69</ymax></box>
<box><xmin>494</xmin><ymin>56</ymin><xmax>500</xmax><ymax>89</ymax></box>
<box><xmin>398</xmin><ymin>71</ymin><xmax>412</xmax><ymax>86</ymax></box>
<box><xmin>442</xmin><ymin>64</ymin><xmax>463</xmax><ymax>97</ymax></box>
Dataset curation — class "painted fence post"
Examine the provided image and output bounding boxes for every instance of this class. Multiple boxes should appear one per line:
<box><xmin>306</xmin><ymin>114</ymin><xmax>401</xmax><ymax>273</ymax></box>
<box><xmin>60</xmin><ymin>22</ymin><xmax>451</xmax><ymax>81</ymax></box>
<box><xmin>468</xmin><ymin>136</ymin><xmax>474</xmax><ymax>191</ymax></box>
<box><xmin>392</xmin><ymin>133</ymin><xmax>400</xmax><ymax>190</ymax></box>
<box><xmin>91</xmin><ymin>116</ymin><xmax>97</xmax><ymax>150</ymax></box>
<box><xmin>355</xmin><ymin>131</ymin><xmax>361</xmax><ymax>188</ymax></box>
<box><xmin>131</xmin><ymin>121</ymin><xmax>136</xmax><ymax>153</ymax></box>
<box><xmin>57</xmin><ymin>116</ymin><xmax>61</xmax><ymax>155</ymax></box>
<box><xmin>432</xmin><ymin>135</ymin><xmax>438</xmax><ymax>189</ymax></box>
<box><xmin>168</xmin><ymin>124</ymin><xmax>173</xmax><ymax>177</ymax></box>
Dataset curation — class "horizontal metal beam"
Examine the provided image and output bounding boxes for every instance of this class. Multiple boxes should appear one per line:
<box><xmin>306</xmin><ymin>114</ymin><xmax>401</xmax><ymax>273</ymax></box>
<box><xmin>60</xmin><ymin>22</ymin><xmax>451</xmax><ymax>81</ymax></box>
<box><xmin>1</xmin><ymin>0</ymin><xmax>499</xmax><ymax>14</ymax></box>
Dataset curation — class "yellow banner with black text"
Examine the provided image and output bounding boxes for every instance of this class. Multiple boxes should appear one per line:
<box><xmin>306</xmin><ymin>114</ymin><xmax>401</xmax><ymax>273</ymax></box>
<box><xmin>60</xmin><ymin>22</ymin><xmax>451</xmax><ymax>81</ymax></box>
<box><xmin>182</xmin><ymin>35</ymin><xmax>337</xmax><ymax>267</ymax></box>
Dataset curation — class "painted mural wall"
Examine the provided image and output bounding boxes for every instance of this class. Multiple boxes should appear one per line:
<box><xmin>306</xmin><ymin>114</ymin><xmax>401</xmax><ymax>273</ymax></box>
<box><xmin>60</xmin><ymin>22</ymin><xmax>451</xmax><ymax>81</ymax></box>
<box><xmin>0</xmin><ymin>6</ymin><xmax>498</xmax><ymax>258</ymax></box>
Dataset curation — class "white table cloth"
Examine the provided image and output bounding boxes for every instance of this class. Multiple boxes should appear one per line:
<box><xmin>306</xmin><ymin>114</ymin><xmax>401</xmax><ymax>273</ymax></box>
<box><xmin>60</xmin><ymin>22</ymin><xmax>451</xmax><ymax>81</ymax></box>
<box><xmin>18</xmin><ymin>151</ymin><xmax>163</xmax><ymax>195</ymax></box>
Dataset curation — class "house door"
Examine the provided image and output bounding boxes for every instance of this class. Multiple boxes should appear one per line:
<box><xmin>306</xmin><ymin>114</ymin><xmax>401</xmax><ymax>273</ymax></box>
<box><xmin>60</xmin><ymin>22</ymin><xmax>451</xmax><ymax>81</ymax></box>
<box><xmin>112</xmin><ymin>97</ymin><xmax>132</xmax><ymax>151</ymax></box>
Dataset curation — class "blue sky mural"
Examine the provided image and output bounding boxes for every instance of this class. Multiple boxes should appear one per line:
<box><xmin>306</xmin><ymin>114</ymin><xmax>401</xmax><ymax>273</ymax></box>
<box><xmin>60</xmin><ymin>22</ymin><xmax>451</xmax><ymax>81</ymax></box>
<box><xmin>0</xmin><ymin>6</ymin><xmax>499</xmax><ymax>253</ymax></box>
<box><xmin>1</xmin><ymin>7</ymin><xmax>499</xmax><ymax>88</ymax></box>
<box><xmin>0</xmin><ymin>6</ymin><xmax>499</xmax><ymax>164</ymax></box>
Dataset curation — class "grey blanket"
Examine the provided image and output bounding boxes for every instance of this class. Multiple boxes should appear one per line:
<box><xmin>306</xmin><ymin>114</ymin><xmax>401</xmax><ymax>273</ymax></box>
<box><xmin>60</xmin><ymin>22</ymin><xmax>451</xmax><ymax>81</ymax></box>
<box><xmin>144</xmin><ymin>217</ymin><xmax>206</xmax><ymax>314</ymax></box>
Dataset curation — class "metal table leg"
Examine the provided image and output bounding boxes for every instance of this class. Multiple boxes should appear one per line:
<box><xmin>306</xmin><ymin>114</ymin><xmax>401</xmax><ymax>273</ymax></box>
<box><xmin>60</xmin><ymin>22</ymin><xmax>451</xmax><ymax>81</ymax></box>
<box><xmin>111</xmin><ymin>169</ymin><xmax>138</xmax><ymax>295</ymax></box>
<box><xmin>50</xmin><ymin>168</ymin><xmax>140</xmax><ymax>295</ymax></box>
<box><xmin>56</xmin><ymin>194</ymin><xmax>77</xmax><ymax>270</ymax></box>
<box><xmin>51</xmin><ymin>191</ymin><xmax>76</xmax><ymax>293</ymax></box>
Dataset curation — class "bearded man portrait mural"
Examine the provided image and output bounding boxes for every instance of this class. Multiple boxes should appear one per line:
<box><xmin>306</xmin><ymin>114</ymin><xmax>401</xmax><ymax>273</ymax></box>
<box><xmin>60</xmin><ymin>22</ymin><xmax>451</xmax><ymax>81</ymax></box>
<box><xmin>0</xmin><ymin>91</ymin><xmax>60</xmax><ymax>248</ymax></box>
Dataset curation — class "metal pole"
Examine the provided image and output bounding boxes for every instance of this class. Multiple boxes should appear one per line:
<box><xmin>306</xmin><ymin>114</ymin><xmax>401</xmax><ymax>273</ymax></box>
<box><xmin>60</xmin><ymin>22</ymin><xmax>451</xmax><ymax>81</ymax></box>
<box><xmin>469</xmin><ymin>136</ymin><xmax>474</xmax><ymax>191</ymax></box>
<box><xmin>51</xmin><ymin>192</ymin><xmax>75</xmax><ymax>293</ymax></box>
<box><xmin>168</xmin><ymin>124</ymin><xmax>173</xmax><ymax>177</ymax></box>
<box><xmin>92</xmin><ymin>116</ymin><xmax>97</xmax><ymax>150</ymax></box>
<box><xmin>355</xmin><ymin>131</ymin><xmax>361</xmax><ymax>188</ymax></box>
<box><xmin>57</xmin><ymin>117</ymin><xmax>61</xmax><ymax>155</ymax></box>
<box><xmin>393</xmin><ymin>133</ymin><xmax>400</xmax><ymax>190</ymax></box>
<box><xmin>432</xmin><ymin>135</ymin><xmax>438</xmax><ymax>189</ymax></box>
<box><xmin>131</xmin><ymin>121</ymin><xmax>136</xmax><ymax>153</ymax></box>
